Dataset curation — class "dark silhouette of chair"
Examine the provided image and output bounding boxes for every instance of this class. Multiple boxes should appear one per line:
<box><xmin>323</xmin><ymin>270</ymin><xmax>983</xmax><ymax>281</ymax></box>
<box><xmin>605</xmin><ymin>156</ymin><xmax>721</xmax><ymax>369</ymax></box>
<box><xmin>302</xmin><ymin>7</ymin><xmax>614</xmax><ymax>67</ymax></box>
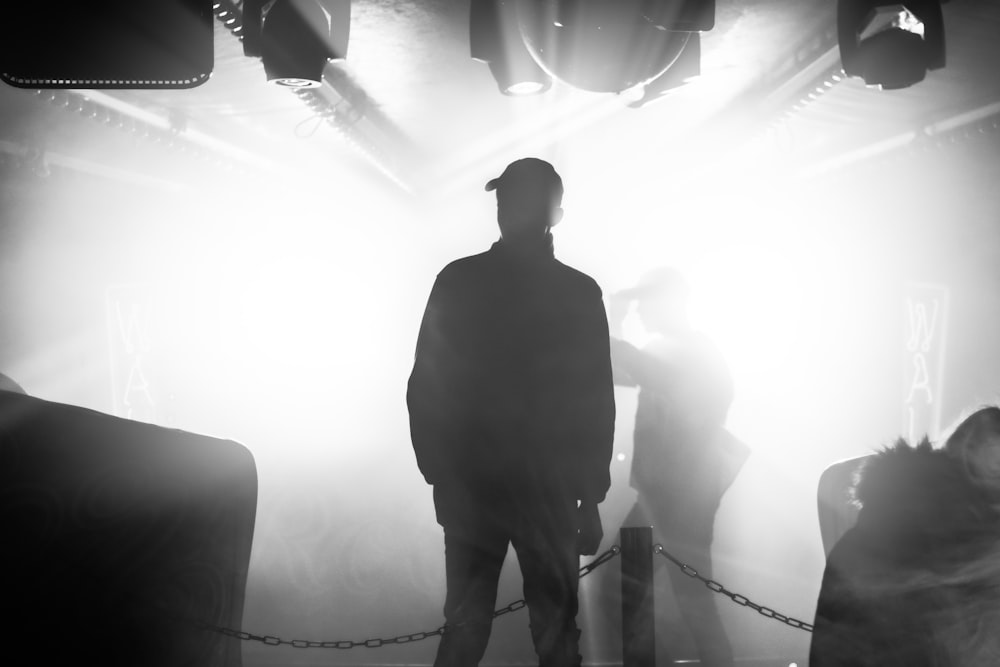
<box><xmin>0</xmin><ymin>390</ymin><xmax>257</xmax><ymax>667</ymax></box>
<box><xmin>816</xmin><ymin>455</ymin><xmax>871</xmax><ymax>557</ymax></box>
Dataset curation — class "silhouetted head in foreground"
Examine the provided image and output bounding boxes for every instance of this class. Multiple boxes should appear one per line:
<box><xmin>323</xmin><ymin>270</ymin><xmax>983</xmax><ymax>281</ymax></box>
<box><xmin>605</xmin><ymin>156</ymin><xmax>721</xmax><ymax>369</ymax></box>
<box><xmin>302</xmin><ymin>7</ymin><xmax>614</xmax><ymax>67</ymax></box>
<box><xmin>486</xmin><ymin>157</ymin><xmax>564</xmax><ymax>248</ymax></box>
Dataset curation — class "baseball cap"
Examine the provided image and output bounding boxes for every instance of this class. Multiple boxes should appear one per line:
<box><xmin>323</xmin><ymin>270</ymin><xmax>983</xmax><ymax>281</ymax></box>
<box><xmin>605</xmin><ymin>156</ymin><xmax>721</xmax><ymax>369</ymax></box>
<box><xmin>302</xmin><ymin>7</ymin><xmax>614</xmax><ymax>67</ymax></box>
<box><xmin>484</xmin><ymin>157</ymin><xmax>564</xmax><ymax>201</ymax></box>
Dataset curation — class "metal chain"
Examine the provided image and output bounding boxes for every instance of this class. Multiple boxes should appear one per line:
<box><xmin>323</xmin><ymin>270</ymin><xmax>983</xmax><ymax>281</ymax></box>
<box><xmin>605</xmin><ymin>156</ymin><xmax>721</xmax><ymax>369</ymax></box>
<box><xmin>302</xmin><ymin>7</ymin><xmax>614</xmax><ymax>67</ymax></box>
<box><xmin>192</xmin><ymin>620</ymin><xmax>446</xmax><ymax>649</ymax></box>
<box><xmin>653</xmin><ymin>543</ymin><xmax>814</xmax><ymax>633</ymax></box>
<box><xmin>579</xmin><ymin>544</ymin><xmax>621</xmax><ymax>577</ymax></box>
<box><xmin>197</xmin><ymin>545</ymin><xmax>621</xmax><ymax>649</ymax></box>
<box><xmin>483</xmin><ymin>544</ymin><xmax>621</xmax><ymax>625</ymax></box>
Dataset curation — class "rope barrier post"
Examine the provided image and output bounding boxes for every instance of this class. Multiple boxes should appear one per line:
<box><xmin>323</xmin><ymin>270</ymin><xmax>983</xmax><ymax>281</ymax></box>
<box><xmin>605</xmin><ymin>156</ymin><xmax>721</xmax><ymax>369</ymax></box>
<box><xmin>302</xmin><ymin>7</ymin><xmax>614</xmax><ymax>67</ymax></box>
<box><xmin>620</xmin><ymin>526</ymin><xmax>654</xmax><ymax>667</ymax></box>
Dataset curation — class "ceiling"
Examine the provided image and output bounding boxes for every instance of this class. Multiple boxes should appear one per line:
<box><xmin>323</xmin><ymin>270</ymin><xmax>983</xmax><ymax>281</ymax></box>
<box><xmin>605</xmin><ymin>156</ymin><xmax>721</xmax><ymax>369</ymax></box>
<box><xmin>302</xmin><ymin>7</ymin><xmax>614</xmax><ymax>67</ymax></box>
<box><xmin>1</xmin><ymin>0</ymin><xmax>999</xmax><ymax>200</ymax></box>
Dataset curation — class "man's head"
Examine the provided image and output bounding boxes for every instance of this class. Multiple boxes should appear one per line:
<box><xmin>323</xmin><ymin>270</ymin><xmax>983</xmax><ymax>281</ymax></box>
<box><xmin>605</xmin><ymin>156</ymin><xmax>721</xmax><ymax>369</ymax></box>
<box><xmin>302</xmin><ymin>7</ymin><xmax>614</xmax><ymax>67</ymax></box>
<box><xmin>485</xmin><ymin>157</ymin><xmax>564</xmax><ymax>245</ymax></box>
<box><xmin>621</xmin><ymin>266</ymin><xmax>691</xmax><ymax>335</ymax></box>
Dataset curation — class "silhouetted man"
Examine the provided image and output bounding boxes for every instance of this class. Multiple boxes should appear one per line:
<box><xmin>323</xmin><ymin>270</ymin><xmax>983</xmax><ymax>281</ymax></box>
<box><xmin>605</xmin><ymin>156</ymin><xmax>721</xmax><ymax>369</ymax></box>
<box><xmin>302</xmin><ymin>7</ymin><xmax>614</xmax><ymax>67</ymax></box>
<box><xmin>407</xmin><ymin>157</ymin><xmax>616</xmax><ymax>667</ymax></box>
<box><xmin>609</xmin><ymin>267</ymin><xmax>748</xmax><ymax>667</ymax></box>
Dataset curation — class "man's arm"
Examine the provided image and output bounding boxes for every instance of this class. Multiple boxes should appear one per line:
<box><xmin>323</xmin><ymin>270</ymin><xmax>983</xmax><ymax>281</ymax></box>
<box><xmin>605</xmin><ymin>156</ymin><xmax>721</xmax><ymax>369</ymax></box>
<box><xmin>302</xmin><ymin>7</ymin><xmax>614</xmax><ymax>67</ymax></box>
<box><xmin>609</xmin><ymin>337</ymin><xmax>679</xmax><ymax>395</ymax></box>
<box><xmin>574</xmin><ymin>287</ymin><xmax>615</xmax><ymax>554</ymax></box>
<box><xmin>614</xmin><ymin>333</ymin><xmax>735</xmax><ymax>433</ymax></box>
<box><xmin>575</xmin><ymin>284</ymin><xmax>617</xmax><ymax>505</ymax></box>
<box><xmin>406</xmin><ymin>275</ymin><xmax>457</xmax><ymax>486</ymax></box>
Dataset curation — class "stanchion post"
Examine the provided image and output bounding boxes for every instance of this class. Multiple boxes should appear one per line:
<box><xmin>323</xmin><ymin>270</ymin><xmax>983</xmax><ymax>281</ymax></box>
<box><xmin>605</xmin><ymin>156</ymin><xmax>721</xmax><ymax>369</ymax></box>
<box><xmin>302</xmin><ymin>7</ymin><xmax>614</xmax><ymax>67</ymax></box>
<box><xmin>620</xmin><ymin>526</ymin><xmax>654</xmax><ymax>667</ymax></box>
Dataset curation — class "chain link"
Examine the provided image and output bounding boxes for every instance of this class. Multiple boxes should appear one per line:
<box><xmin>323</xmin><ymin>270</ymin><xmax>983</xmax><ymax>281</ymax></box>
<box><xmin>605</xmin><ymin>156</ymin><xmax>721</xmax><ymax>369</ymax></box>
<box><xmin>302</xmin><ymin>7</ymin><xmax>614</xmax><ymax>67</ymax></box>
<box><xmin>652</xmin><ymin>543</ymin><xmax>814</xmax><ymax>633</ymax></box>
<box><xmin>198</xmin><ymin>545</ymin><xmax>621</xmax><ymax>649</ymax></box>
<box><xmin>194</xmin><ymin>620</ymin><xmax>448</xmax><ymax>649</ymax></box>
<box><xmin>478</xmin><ymin>544</ymin><xmax>620</xmax><ymax>626</ymax></box>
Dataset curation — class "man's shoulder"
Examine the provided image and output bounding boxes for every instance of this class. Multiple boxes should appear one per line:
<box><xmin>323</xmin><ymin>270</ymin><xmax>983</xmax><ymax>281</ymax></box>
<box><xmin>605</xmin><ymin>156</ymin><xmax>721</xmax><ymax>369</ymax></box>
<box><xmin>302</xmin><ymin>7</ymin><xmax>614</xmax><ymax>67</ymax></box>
<box><xmin>435</xmin><ymin>249</ymin><xmax>603</xmax><ymax>299</ymax></box>
<box><xmin>437</xmin><ymin>250</ymin><xmax>492</xmax><ymax>279</ymax></box>
<box><xmin>440</xmin><ymin>250</ymin><xmax>490</xmax><ymax>273</ymax></box>
<box><xmin>551</xmin><ymin>259</ymin><xmax>603</xmax><ymax>296</ymax></box>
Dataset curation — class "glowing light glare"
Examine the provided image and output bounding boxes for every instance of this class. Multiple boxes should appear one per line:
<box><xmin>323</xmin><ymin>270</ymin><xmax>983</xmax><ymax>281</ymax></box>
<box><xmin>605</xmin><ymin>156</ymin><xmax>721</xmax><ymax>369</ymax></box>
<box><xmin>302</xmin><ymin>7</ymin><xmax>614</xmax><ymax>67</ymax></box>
<box><xmin>271</xmin><ymin>77</ymin><xmax>323</xmax><ymax>89</ymax></box>
<box><xmin>145</xmin><ymin>178</ymin><xmax>425</xmax><ymax>466</ymax></box>
<box><xmin>682</xmin><ymin>236</ymin><xmax>862</xmax><ymax>465</ymax></box>
<box><xmin>618</xmin><ymin>82</ymin><xmax>647</xmax><ymax>105</ymax></box>
<box><xmin>859</xmin><ymin>5</ymin><xmax>925</xmax><ymax>40</ymax></box>
<box><xmin>505</xmin><ymin>80</ymin><xmax>548</xmax><ymax>95</ymax></box>
<box><xmin>895</xmin><ymin>8</ymin><xmax>925</xmax><ymax>37</ymax></box>
<box><xmin>428</xmin><ymin>90</ymin><xmax>627</xmax><ymax>201</ymax></box>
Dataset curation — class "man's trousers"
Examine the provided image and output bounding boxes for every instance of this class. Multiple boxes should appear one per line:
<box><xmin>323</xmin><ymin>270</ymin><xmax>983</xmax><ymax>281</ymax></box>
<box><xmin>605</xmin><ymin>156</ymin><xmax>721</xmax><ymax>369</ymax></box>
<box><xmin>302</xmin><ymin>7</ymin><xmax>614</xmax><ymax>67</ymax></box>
<box><xmin>433</xmin><ymin>483</ymin><xmax>582</xmax><ymax>667</ymax></box>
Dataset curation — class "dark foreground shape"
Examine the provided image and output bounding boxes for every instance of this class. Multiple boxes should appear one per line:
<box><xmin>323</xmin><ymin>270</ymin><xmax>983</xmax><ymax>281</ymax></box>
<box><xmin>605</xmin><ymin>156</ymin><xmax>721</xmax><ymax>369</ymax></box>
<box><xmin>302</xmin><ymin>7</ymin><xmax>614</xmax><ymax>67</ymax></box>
<box><xmin>0</xmin><ymin>390</ymin><xmax>257</xmax><ymax>667</ymax></box>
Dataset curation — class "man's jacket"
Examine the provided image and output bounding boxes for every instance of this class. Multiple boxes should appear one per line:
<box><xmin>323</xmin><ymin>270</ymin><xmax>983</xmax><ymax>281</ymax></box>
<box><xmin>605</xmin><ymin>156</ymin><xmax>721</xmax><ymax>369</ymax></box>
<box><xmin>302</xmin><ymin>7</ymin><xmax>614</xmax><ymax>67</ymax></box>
<box><xmin>407</xmin><ymin>239</ymin><xmax>615</xmax><ymax>504</ymax></box>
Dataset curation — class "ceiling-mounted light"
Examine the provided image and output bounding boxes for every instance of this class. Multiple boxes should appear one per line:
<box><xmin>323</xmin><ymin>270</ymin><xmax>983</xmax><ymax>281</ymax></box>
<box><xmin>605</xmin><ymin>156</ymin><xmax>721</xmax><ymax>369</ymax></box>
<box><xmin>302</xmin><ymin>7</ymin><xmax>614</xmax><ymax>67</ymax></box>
<box><xmin>486</xmin><ymin>57</ymin><xmax>552</xmax><ymax>97</ymax></box>
<box><xmin>471</xmin><ymin>0</ymin><xmax>551</xmax><ymax>96</ymax></box>
<box><xmin>243</xmin><ymin>0</ymin><xmax>350</xmax><ymax>88</ymax></box>
<box><xmin>0</xmin><ymin>0</ymin><xmax>213</xmax><ymax>89</ymax></box>
<box><xmin>838</xmin><ymin>0</ymin><xmax>946</xmax><ymax>90</ymax></box>
<box><xmin>517</xmin><ymin>1</ymin><xmax>709</xmax><ymax>94</ymax></box>
<box><xmin>471</xmin><ymin>1</ymin><xmax>711</xmax><ymax>100</ymax></box>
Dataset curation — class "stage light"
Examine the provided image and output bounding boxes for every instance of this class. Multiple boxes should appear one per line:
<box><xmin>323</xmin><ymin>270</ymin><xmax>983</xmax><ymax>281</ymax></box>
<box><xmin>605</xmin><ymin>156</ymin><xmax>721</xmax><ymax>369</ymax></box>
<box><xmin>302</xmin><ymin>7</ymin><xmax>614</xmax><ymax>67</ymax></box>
<box><xmin>504</xmin><ymin>79</ymin><xmax>550</xmax><ymax>96</ymax></box>
<box><xmin>243</xmin><ymin>0</ymin><xmax>350</xmax><ymax>88</ymax></box>
<box><xmin>0</xmin><ymin>0</ymin><xmax>213</xmax><ymax>89</ymax></box>
<box><xmin>471</xmin><ymin>0</ymin><xmax>552</xmax><ymax>96</ymax></box>
<box><xmin>517</xmin><ymin>1</ymin><xmax>702</xmax><ymax>94</ymax></box>
<box><xmin>838</xmin><ymin>0</ymin><xmax>946</xmax><ymax>89</ymax></box>
<box><xmin>487</xmin><ymin>59</ymin><xmax>552</xmax><ymax>96</ymax></box>
<box><xmin>470</xmin><ymin>0</ymin><xmax>710</xmax><ymax>98</ymax></box>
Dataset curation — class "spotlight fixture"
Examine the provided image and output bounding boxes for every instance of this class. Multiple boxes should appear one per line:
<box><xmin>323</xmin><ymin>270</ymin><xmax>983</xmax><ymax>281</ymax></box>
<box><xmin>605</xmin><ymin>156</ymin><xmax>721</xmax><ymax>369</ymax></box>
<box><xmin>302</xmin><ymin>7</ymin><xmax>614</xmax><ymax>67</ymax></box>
<box><xmin>243</xmin><ymin>0</ymin><xmax>350</xmax><ymax>88</ymax></box>
<box><xmin>0</xmin><ymin>0</ymin><xmax>213</xmax><ymax>89</ymax></box>
<box><xmin>838</xmin><ymin>0</ymin><xmax>946</xmax><ymax>89</ymax></box>
<box><xmin>470</xmin><ymin>1</ymin><xmax>712</xmax><ymax>98</ymax></box>
<box><xmin>470</xmin><ymin>0</ymin><xmax>551</xmax><ymax>96</ymax></box>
